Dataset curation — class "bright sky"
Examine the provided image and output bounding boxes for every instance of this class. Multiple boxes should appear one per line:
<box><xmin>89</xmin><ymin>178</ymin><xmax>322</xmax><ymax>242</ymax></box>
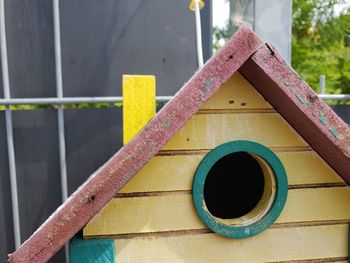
<box><xmin>213</xmin><ymin>0</ymin><xmax>229</xmax><ymax>28</ymax></box>
<box><xmin>212</xmin><ymin>0</ymin><xmax>349</xmax><ymax>28</ymax></box>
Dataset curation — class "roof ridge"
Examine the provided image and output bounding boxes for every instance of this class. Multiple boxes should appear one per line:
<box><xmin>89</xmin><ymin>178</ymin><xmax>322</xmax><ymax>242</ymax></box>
<box><xmin>8</xmin><ymin>25</ymin><xmax>263</xmax><ymax>263</ymax></box>
<box><xmin>9</xmin><ymin>25</ymin><xmax>350</xmax><ymax>263</ymax></box>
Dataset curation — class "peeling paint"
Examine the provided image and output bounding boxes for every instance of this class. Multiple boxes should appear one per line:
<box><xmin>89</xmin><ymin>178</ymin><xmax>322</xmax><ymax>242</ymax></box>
<box><xmin>271</xmin><ymin>68</ymin><xmax>341</xmax><ymax>141</ymax></box>
<box><xmin>319</xmin><ymin>113</ymin><xmax>328</xmax><ymax>126</ymax></box>
<box><xmin>192</xmin><ymin>141</ymin><xmax>288</xmax><ymax>239</ymax></box>
<box><xmin>284</xmin><ymin>80</ymin><xmax>292</xmax><ymax>87</ymax></box>
<box><xmin>165</xmin><ymin>113</ymin><xmax>171</xmax><ymax>129</ymax></box>
<box><xmin>296</xmin><ymin>94</ymin><xmax>305</xmax><ymax>105</ymax></box>
<box><xmin>329</xmin><ymin>128</ymin><xmax>341</xmax><ymax>140</ymax></box>
<box><xmin>304</xmin><ymin>98</ymin><xmax>312</xmax><ymax>108</ymax></box>
<box><xmin>204</xmin><ymin>77</ymin><xmax>217</xmax><ymax>92</ymax></box>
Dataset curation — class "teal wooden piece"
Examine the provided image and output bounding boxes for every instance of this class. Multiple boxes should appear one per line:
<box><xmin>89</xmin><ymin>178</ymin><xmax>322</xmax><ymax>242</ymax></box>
<box><xmin>192</xmin><ymin>140</ymin><xmax>288</xmax><ymax>239</ymax></box>
<box><xmin>70</xmin><ymin>237</ymin><xmax>115</xmax><ymax>263</ymax></box>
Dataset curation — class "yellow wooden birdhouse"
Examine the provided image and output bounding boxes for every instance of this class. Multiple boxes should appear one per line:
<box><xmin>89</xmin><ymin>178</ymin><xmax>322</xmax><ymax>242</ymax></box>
<box><xmin>9</xmin><ymin>25</ymin><xmax>350</xmax><ymax>263</ymax></box>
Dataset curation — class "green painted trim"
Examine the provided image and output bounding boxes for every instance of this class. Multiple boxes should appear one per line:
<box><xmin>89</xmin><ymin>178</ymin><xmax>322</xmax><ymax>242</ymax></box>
<box><xmin>70</xmin><ymin>237</ymin><xmax>115</xmax><ymax>263</ymax></box>
<box><xmin>192</xmin><ymin>140</ymin><xmax>288</xmax><ymax>239</ymax></box>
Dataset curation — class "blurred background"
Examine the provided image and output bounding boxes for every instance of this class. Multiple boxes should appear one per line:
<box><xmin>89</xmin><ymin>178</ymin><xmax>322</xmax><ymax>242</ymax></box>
<box><xmin>0</xmin><ymin>0</ymin><xmax>349</xmax><ymax>262</ymax></box>
<box><xmin>213</xmin><ymin>0</ymin><xmax>350</xmax><ymax>98</ymax></box>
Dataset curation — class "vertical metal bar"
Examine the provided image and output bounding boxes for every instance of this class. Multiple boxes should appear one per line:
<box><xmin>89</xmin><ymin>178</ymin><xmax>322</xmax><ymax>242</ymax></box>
<box><xmin>194</xmin><ymin>0</ymin><xmax>204</xmax><ymax>67</ymax></box>
<box><xmin>0</xmin><ymin>0</ymin><xmax>21</xmax><ymax>249</ymax></box>
<box><xmin>319</xmin><ymin>75</ymin><xmax>326</xmax><ymax>94</ymax></box>
<box><xmin>53</xmin><ymin>0</ymin><xmax>69</xmax><ymax>261</ymax></box>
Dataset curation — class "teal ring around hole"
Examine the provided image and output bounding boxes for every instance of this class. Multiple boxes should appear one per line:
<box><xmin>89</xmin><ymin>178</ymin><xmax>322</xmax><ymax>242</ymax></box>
<box><xmin>192</xmin><ymin>140</ymin><xmax>288</xmax><ymax>239</ymax></box>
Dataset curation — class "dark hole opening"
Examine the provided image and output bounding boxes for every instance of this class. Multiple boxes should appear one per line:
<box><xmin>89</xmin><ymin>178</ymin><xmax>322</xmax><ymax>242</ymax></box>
<box><xmin>204</xmin><ymin>152</ymin><xmax>265</xmax><ymax>219</ymax></box>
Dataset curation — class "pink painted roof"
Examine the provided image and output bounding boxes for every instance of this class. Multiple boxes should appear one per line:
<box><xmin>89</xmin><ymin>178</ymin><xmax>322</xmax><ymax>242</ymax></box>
<box><xmin>8</xmin><ymin>25</ymin><xmax>350</xmax><ymax>263</ymax></box>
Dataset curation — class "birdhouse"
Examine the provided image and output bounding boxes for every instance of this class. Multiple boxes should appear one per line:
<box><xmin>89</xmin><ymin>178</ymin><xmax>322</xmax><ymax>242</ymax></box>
<box><xmin>9</xmin><ymin>26</ymin><xmax>350</xmax><ymax>263</ymax></box>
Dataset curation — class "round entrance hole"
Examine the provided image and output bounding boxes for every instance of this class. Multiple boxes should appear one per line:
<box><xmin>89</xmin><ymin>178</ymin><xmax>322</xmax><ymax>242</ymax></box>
<box><xmin>192</xmin><ymin>140</ymin><xmax>288</xmax><ymax>238</ymax></box>
<box><xmin>204</xmin><ymin>152</ymin><xmax>265</xmax><ymax>219</ymax></box>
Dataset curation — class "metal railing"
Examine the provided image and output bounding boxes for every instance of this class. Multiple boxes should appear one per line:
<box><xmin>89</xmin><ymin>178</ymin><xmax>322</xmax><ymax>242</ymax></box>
<box><xmin>317</xmin><ymin>75</ymin><xmax>350</xmax><ymax>100</ymax></box>
<box><xmin>0</xmin><ymin>96</ymin><xmax>172</xmax><ymax>105</ymax></box>
<box><xmin>0</xmin><ymin>94</ymin><xmax>348</xmax><ymax>107</ymax></box>
<box><xmin>318</xmin><ymin>94</ymin><xmax>350</xmax><ymax>100</ymax></box>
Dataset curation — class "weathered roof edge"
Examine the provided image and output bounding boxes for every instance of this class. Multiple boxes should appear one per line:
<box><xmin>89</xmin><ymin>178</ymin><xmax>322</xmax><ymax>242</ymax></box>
<box><xmin>240</xmin><ymin>43</ymin><xmax>350</xmax><ymax>184</ymax></box>
<box><xmin>9</xmin><ymin>25</ymin><xmax>263</xmax><ymax>263</ymax></box>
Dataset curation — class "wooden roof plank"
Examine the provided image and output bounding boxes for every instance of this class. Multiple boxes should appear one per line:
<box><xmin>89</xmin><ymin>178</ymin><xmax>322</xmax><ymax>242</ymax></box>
<box><xmin>239</xmin><ymin>43</ymin><xmax>350</xmax><ymax>184</ymax></box>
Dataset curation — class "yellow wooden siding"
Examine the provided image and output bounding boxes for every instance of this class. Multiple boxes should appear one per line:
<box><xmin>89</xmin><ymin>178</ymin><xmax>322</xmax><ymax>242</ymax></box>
<box><xmin>199</xmin><ymin>72</ymin><xmax>272</xmax><ymax>110</ymax></box>
<box><xmin>114</xmin><ymin>224</ymin><xmax>348</xmax><ymax>263</ymax></box>
<box><xmin>119</xmin><ymin>151</ymin><xmax>343</xmax><ymax>193</ymax></box>
<box><xmin>84</xmin><ymin>187</ymin><xmax>350</xmax><ymax>236</ymax></box>
<box><xmin>84</xmin><ymin>72</ymin><xmax>349</xmax><ymax>263</ymax></box>
<box><xmin>161</xmin><ymin>113</ymin><xmax>307</xmax><ymax>150</ymax></box>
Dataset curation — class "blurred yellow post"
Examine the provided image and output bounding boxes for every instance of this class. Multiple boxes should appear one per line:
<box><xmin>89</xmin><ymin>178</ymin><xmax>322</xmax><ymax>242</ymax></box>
<box><xmin>122</xmin><ymin>75</ymin><xmax>156</xmax><ymax>145</ymax></box>
<box><xmin>189</xmin><ymin>0</ymin><xmax>205</xmax><ymax>10</ymax></box>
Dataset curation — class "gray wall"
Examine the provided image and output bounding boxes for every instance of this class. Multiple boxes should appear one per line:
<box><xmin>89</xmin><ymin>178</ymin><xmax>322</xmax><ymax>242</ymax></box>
<box><xmin>60</xmin><ymin>0</ymin><xmax>212</xmax><ymax>97</ymax></box>
<box><xmin>0</xmin><ymin>1</ymin><xmax>212</xmax><ymax>262</ymax></box>
<box><xmin>4</xmin><ymin>0</ymin><xmax>212</xmax><ymax>98</ymax></box>
<box><xmin>5</xmin><ymin>0</ymin><xmax>57</xmax><ymax>98</ymax></box>
<box><xmin>331</xmin><ymin>105</ymin><xmax>350</xmax><ymax>124</ymax></box>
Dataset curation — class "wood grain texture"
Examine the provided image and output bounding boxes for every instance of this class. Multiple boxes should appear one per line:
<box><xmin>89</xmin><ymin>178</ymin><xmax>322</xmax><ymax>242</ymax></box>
<box><xmin>122</xmin><ymin>75</ymin><xmax>156</xmax><ymax>144</ymax></box>
<box><xmin>118</xmin><ymin>150</ymin><xmax>343</xmax><ymax>193</ymax></box>
<box><xmin>161</xmin><ymin>113</ymin><xmax>307</xmax><ymax>150</ymax></box>
<box><xmin>162</xmin><ymin>113</ymin><xmax>307</xmax><ymax>150</ymax></box>
<box><xmin>84</xmin><ymin>187</ymin><xmax>350</xmax><ymax>236</ymax></box>
<box><xmin>114</xmin><ymin>224</ymin><xmax>348</xmax><ymax>263</ymax></box>
<box><xmin>199</xmin><ymin>72</ymin><xmax>272</xmax><ymax>110</ymax></box>
<box><xmin>267</xmin><ymin>259</ymin><xmax>348</xmax><ymax>263</ymax></box>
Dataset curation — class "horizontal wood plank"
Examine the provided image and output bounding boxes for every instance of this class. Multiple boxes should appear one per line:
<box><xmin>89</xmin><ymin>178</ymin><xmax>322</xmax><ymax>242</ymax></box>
<box><xmin>267</xmin><ymin>259</ymin><xmax>348</xmax><ymax>263</ymax></box>
<box><xmin>114</xmin><ymin>224</ymin><xmax>348</xmax><ymax>263</ymax></box>
<box><xmin>161</xmin><ymin>113</ymin><xmax>307</xmax><ymax>150</ymax></box>
<box><xmin>119</xmin><ymin>150</ymin><xmax>343</xmax><ymax>193</ymax></box>
<box><xmin>199</xmin><ymin>72</ymin><xmax>272</xmax><ymax>110</ymax></box>
<box><xmin>84</xmin><ymin>187</ymin><xmax>350</xmax><ymax>237</ymax></box>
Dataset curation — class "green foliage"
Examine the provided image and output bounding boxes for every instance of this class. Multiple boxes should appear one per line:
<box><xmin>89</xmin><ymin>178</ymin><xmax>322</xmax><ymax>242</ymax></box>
<box><xmin>213</xmin><ymin>0</ymin><xmax>350</xmax><ymax>103</ymax></box>
<box><xmin>0</xmin><ymin>103</ymin><xmax>123</xmax><ymax>111</ymax></box>
<box><xmin>292</xmin><ymin>0</ymin><xmax>350</xmax><ymax>99</ymax></box>
<box><xmin>213</xmin><ymin>26</ymin><xmax>231</xmax><ymax>51</ymax></box>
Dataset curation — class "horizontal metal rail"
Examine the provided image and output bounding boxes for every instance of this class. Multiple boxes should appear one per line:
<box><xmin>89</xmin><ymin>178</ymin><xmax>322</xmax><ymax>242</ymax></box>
<box><xmin>0</xmin><ymin>96</ymin><xmax>173</xmax><ymax>105</ymax></box>
<box><xmin>318</xmin><ymin>94</ymin><xmax>350</xmax><ymax>100</ymax></box>
<box><xmin>0</xmin><ymin>94</ymin><xmax>349</xmax><ymax>106</ymax></box>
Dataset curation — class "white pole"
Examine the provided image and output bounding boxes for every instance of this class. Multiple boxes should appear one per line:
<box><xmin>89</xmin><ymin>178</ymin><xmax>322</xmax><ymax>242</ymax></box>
<box><xmin>194</xmin><ymin>0</ymin><xmax>204</xmax><ymax>67</ymax></box>
<box><xmin>319</xmin><ymin>75</ymin><xmax>326</xmax><ymax>94</ymax></box>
